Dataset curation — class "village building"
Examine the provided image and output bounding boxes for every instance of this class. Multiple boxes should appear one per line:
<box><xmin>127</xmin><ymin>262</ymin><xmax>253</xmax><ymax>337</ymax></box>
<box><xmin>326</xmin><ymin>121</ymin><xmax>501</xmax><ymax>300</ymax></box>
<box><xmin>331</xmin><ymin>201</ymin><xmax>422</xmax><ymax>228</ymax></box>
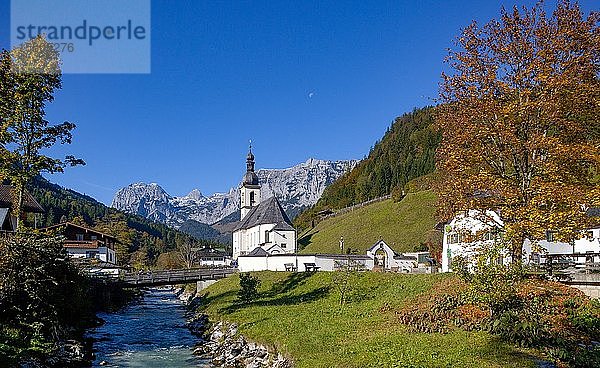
<box><xmin>193</xmin><ymin>246</ymin><xmax>231</xmax><ymax>267</ymax></box>
<box><xmin>0</xmin><ymin>185</ymin><xmax>44</xmax><ymax>231</ymax></box>
<box><xmin>42</xmin><ymin>222</ymin><xmax>118</xmax><ymax>265</ymax></box>
<box><xmin>441</xmin><ymin>209</ymin><xmax>600</xmax><ymax>272</ymax></box>
<box><xmin>232</xmin><ymin>147</ymin><xmax>297</xmax><ymax>259</ymax></box>
<box><xmin>367</xmin><ymin>239</ymin><xmax>435</xmax><ymax>273</ymax></box>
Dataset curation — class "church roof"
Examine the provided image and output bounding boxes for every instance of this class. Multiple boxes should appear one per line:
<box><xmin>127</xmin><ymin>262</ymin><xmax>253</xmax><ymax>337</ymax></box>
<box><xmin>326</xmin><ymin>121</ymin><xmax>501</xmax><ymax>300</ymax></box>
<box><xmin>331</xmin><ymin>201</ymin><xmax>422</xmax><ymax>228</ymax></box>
<box><xmin>235</xmin><ymin>196</ymin><xmax>295</xmax><ymax>231</ymax></box>
<box><xmin>246</xmin><ymin>247</ymin><xmax>269</xmax><ymax>256</ymax></box>
<box><xmin>243</xmin><ymin>171</ymin><xmax>259</xmax><ymax>186</ymax></box>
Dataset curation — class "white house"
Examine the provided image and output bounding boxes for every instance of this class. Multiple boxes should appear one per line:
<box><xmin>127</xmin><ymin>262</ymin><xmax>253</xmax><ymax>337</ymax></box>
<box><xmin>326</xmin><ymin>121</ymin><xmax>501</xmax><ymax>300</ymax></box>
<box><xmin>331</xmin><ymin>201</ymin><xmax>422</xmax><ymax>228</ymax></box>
<box><xmin>367</xmin><ymin>240</ymin><xmax>435</xmax><ymax>273</ymax></box>
<box><xmin>442</xmin><ymin>209</ymin><xmax>600</xmax><ymax>272</ymax></box>
<box><xmin>42</xmin><ymin>222</ymin><xmax>118</xmax><ymax>265</ymax></box>
<box><xmin>232</xmin><ymin>147</ymin><xmax>297</xmax><ymax>259</ymax></box>
<box><xmin>194</xmin><ymin>247</ymin><xmax>231</xmax><ymax>267</ymax></box>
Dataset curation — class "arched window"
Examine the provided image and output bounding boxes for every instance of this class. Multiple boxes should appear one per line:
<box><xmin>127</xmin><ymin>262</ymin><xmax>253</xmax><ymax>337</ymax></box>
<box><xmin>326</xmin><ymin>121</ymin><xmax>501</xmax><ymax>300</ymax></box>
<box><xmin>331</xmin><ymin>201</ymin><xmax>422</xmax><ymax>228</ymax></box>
<box><xmin>265</xmin><ymin>230</ymin><xmax>270</xmax><ymax>243</ymax></box>
<box><xmin>250</xmin><ymin>192</ymin><xmax>255</xmax><ymax>205</ymax></box>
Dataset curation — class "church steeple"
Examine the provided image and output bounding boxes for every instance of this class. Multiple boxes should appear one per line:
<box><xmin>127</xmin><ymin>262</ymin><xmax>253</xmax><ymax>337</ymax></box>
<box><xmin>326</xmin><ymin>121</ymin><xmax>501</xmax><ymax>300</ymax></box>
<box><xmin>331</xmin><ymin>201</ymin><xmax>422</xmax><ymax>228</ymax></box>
<box><xmin>240</xmin><ymin>142</ymin><xmax>261</xmax><ymax>219</ymax></box>
<box><xmin>243</xmin><ymin>142</ymin><xmax>259</xmax><ymax>186</ymax></box>
<box><xmin>247</xmin><ymin>142</ymin><xmax>254</xmax><ymax>170</ymax></box>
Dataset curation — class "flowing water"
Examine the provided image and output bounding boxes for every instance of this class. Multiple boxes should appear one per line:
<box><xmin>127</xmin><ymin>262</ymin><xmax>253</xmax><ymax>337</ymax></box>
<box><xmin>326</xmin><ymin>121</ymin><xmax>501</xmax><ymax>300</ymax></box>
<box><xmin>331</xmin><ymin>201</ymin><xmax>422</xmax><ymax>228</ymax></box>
<box><xmin>87</xmin><ymin>288</ymin><xmax>212</xmax><ymax>368</ymax></box>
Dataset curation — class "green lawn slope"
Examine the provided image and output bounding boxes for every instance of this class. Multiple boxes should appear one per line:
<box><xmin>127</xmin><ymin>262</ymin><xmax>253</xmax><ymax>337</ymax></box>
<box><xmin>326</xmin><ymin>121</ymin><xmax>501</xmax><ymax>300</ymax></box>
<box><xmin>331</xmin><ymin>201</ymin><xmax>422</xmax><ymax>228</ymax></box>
<box><xmin>298</xmin><ymin>190</ymin><xmax>437</xmax><ymax>254</ymax></box>
<box><xmin>198</xmin><ymin>272</ymin><xmax>537</xmax><ymax>368</ymax></box>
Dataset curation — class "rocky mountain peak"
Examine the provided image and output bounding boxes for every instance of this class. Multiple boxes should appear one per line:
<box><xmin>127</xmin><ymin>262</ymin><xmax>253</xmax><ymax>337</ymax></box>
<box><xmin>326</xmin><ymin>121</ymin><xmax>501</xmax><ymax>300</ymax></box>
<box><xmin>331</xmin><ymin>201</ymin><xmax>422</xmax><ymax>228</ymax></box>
<box><xmin>186</xmin><ymin>189</ymin><xmax>204</xmax><ymax>201</ymax></box>
<box><xmin>111</xmin><ymin>159</ymin><xmax>358</xmax><ymax>228</ymax></box>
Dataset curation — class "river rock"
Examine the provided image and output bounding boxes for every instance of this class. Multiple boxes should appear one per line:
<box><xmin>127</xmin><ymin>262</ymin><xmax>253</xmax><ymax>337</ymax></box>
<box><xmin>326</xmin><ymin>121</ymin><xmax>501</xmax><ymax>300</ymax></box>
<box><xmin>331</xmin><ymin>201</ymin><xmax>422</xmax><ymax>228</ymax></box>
<box><xmin>187</xmin><ymin>314</ymin><xmax>210</xmax><ymax>337</ymax></box>
<box><xmin>191</xmin><ymin>320</ymin><xmax>293</xmax><ymax>368</ymax></box>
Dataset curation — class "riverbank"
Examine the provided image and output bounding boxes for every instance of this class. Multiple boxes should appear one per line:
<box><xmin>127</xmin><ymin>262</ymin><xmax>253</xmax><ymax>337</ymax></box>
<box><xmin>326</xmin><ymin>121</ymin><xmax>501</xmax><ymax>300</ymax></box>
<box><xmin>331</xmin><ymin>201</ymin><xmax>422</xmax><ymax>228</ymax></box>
<box><xmin>13</xmin><ymin>282</ymin><xmax>138</xmax><ymax>368</ymax></box>
<box><xmin>188</xmin><ymin>271</ymin><xmax>542</xmax><ymax>368</ymax></box>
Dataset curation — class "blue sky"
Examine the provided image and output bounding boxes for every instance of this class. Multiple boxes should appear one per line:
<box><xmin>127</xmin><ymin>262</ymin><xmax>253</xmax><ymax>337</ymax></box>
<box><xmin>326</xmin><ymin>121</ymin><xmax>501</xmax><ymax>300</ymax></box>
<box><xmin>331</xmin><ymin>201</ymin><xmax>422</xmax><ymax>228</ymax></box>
<box><xmin>0</xmin><ymin>1</ymin><xmax>596</xmax><ymax>204</ymax></box>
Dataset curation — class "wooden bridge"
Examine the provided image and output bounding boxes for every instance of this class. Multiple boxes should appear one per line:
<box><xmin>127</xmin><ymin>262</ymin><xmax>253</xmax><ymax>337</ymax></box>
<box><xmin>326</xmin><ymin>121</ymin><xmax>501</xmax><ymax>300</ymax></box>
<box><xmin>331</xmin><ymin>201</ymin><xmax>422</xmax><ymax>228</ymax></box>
<box><xmin>96</xmin><ymin>267</ymin><xmax>237</xmax><ymax>287</ymax></box>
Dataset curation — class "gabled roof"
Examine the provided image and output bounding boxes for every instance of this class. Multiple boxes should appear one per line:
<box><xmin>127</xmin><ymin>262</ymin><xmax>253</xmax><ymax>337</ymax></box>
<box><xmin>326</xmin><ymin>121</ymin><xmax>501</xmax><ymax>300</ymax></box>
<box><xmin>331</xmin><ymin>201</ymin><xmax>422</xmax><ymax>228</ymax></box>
<box><xmin>193</xmin><ymin>247</ymin><xmax>229</xmax><ymax>258</ymax></box>
<box><xmin>246</xmin><ymin>247</ymin><xmax>269</xmax><ymax>257</ymax></box>
<box><xmin>264</xmin><ymin>244</ymin><xmax>285</xmax><ymax>254</ymax></box>
<box><xmin>234</xmin><ymin>196</ymin><xmax>294</xmax><ymax>231</ymax></box>
<box><xmin>41</xmin><ymin>222</ymin><xmax>119</xmax><ymax>242</ymax></box>
<box><xmin>0</xmin><ymin>185</ymin><xmax>44</xmax><ymax>213</ymax></box>
<box><xmin>368</xmin><ymin>239</ymin><xmax>389</xmax><ymax>252</ymax></box>
<box><xmin>369</xmin><ymin>239</ymin><xmax>417</xmax><ymax>260</ymax></box>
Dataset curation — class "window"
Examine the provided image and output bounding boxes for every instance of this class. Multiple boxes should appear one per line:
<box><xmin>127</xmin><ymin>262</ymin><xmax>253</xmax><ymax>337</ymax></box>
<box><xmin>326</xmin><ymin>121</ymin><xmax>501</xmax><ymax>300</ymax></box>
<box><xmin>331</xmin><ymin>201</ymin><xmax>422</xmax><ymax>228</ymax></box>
<box><xmin>250</xmin><ymin>192</ymin><xmax>255</xmax><ymax>206</ymax></box>
<box><xmin>85</xmin><ymin>251</ymin><xmax>99</xmax><ymax>259</ymax></box>
<box><xmin>483</xmin><ymin>231</ymin><xmax>495</xmax><ymax>241</ymax></box>
<box><xmin>281</xmin><ymin>243</ymin><xmax>287</xmax><ymax>248</ymax></box>
<box><xmin>76</xmin><ymin>234</ymin><xmax>84</xmax><ymax>241</ymax></box>
<box><xmin>546</xmin><ymin>230</ymin><xmax>556</xmax><ymax>242</ymax></box>
<box><xmin>447</xmin><ymin>233</ymin><xmax>459</xmax><ymax>244</ymax></box>
<box><xmin>265</xmin><ymin>230</ymin><xmax>270</xmax><ymax>243</ymax></box>
<box><xmin>91</xmin><ymin>235</ymin><xmax>97</xmax><ymax>241</ymax></box>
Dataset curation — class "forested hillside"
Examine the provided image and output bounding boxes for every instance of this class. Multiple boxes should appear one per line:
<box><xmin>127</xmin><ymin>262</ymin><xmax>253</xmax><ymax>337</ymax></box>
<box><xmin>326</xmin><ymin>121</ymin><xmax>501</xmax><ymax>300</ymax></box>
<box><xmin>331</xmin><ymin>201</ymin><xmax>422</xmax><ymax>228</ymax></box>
<box><xmin>295</xmin><ymin>106</ymin><xmax>439</xmax><ymax>230</ymax></box>
<box><xmin>29</xmin><ymin>177</ymin><xmax>223</xmax><ymax>267</ymax></box>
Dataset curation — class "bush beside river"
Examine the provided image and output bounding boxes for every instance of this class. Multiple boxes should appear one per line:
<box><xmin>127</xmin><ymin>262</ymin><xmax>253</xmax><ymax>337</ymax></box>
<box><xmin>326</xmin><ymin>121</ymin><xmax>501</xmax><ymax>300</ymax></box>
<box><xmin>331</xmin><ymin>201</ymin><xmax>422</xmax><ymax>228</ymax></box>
<box><xmin>0</xmin><ymin>233</ymin><xmax>134</xmax><ymax>367</ymax></box>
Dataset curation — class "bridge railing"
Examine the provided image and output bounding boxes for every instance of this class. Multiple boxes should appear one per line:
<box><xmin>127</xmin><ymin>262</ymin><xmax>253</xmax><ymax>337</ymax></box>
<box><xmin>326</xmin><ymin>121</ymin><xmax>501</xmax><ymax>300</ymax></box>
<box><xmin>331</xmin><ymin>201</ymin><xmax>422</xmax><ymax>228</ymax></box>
<box><xmin>117</xmin><ymin>267</ymin><xmax>237</xmax><ymax>286</ymax></box>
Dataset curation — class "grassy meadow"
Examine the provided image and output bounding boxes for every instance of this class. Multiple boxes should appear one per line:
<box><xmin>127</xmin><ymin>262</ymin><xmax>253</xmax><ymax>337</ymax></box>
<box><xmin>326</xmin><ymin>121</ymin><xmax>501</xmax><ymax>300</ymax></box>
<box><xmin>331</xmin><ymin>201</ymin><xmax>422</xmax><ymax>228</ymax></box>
<box><xmin>197</xmin><ymin>271</ymin><xmax>538</xmax><ymax>368</ymax></box>
<box><xmin>298</xmin><ymin>191</ymin><xmax>437</xmax><ymax>254</ymax></box>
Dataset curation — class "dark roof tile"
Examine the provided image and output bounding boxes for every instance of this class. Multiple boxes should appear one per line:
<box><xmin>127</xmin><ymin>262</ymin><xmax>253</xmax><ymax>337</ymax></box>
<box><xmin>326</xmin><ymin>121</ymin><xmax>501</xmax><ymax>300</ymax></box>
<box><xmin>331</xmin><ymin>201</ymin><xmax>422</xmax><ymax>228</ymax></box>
<box><xmin>235</xmin><ymin>197</ymin><xmax>294</xmax><ymax>231</ymax></box>
<box><xmin>0</xmin><ymin>185</ymin><xmax>44</xmax><ymax>213</ymax></box>
<box><xmin>246</xmin><ymin>247</ymin><xmax>269</xmax><ymax>256</ymax></box>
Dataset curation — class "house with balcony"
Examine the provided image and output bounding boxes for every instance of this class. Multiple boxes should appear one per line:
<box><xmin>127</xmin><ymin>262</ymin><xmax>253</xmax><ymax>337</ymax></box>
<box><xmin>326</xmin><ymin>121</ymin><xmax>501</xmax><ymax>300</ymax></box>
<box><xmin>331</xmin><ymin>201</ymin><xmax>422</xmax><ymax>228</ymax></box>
<box><xmin>42</xmin><ymin>222</ymin><xmax>118</xmax><ymax>264</ymax></box>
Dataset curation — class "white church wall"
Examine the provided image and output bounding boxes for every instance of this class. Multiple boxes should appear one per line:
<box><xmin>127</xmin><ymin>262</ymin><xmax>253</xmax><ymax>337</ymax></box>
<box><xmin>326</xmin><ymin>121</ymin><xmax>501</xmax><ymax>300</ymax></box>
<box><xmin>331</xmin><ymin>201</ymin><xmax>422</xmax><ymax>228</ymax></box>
<box><xmin>238</xmin><ymin>254</ymin><xmax>376</xmax><ymax>272</ymax></box>
<box><xmin>238</xmin><ymin>255</ymin><xmax>316</xmax><ymax>272</ymax></box>
<box><xmin>270</xmin><ymin>229</ymin><xmax>296</xmax><ymax>253</ymax></box>
<box><xmin>238</xmin><ymin>256</ymin><xmax>269</xmax><ymax>272</ymax></box>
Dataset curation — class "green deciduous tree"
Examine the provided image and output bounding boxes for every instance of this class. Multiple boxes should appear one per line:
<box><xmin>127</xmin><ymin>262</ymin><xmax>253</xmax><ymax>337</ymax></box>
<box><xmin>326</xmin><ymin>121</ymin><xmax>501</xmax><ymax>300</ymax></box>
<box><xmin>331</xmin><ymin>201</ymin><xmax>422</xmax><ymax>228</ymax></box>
<box><xmin>0</xmin><ymin>36</ymin><xmax>84</xmax><ymax>229</ymax></box>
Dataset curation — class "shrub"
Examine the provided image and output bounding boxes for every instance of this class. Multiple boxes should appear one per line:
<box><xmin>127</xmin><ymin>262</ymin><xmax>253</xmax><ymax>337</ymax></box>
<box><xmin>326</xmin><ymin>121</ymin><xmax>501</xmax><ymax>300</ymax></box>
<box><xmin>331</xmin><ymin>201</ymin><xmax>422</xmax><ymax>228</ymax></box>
<box><xmin>396</xmin><ymin>239</ymin><xmax>600</xmax><ymax>368</ymax></box>
<box><xmin>0</xmin><ymin>233</ymin><xmax>94</xmax><ymax>364</ymax></box>
<box><xmin>238</xmin><ymin>273</ymin><xmax>260</xmax><ymax>303</ymax></box>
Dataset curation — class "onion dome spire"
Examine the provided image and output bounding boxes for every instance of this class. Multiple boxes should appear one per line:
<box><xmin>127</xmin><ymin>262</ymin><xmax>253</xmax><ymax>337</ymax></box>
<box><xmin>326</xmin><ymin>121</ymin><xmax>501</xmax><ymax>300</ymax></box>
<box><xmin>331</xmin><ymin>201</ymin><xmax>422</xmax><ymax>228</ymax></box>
<box><xmin>243</xmin><ymin>141</ymin><xmax>259</xmax><ymax>185</ymax></box>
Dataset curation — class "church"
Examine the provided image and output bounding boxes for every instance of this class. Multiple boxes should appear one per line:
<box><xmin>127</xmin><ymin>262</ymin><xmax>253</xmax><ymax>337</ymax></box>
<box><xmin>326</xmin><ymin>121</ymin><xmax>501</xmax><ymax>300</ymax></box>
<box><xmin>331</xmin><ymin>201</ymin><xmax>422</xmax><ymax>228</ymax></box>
<box><xmin>232</xmin><ymin>147</ymin><xmax>297</xmax><ymax>259</ymax></box>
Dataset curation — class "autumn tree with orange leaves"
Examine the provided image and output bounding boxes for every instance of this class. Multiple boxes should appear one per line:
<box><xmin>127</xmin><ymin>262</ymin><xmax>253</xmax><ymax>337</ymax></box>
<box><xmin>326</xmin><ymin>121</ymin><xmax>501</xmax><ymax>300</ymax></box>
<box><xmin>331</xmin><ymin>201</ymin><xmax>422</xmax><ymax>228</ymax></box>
<box><xmin>435</xmin><ymin>1</ymin><xmax>599</xmax><ymax>258</ymax></box>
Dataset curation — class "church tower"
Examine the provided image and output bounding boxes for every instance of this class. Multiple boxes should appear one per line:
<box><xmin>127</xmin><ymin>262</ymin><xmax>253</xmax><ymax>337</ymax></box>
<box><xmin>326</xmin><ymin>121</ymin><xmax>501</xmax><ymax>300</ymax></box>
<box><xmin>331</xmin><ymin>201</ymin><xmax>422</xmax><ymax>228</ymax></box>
<box><xmin>240</xmin><ymin>144</ymin><xmax>261</xmax><ymax>220</ymax></box>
